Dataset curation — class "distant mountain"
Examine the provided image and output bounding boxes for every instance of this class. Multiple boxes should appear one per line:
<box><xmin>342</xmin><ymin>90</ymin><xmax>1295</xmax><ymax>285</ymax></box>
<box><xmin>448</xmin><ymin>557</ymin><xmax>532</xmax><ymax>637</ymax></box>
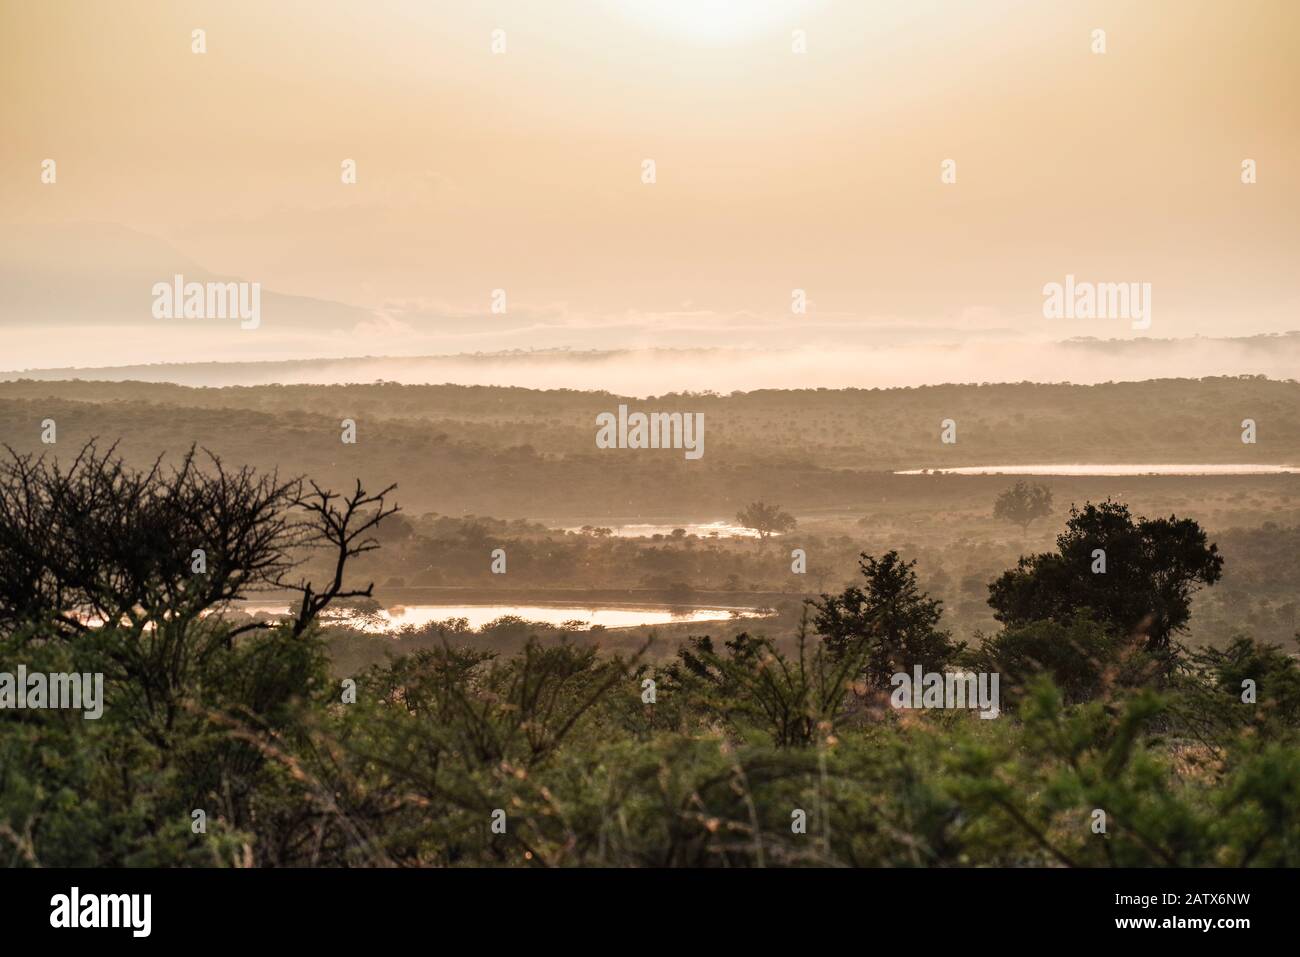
<box><xmin>0</xmin><ymin>223</ymin><xmax>372</xmax><ymax>332</ymax></box>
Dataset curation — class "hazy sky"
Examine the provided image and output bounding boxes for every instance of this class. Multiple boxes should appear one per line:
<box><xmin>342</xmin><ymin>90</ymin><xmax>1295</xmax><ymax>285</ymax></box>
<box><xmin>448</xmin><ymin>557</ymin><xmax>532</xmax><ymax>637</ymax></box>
<box><xmin>1</xmin><ymin>0</ymin><xmax>1297</xmax><ymax>373</ymax></box>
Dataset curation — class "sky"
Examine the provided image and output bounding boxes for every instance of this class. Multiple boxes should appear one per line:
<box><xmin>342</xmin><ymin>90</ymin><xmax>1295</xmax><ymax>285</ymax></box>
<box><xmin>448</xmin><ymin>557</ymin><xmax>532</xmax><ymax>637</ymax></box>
<box><xmin>1</xmin><ymin>0</ymin><xmax>1297</xmax><ymax>376</ymax></box>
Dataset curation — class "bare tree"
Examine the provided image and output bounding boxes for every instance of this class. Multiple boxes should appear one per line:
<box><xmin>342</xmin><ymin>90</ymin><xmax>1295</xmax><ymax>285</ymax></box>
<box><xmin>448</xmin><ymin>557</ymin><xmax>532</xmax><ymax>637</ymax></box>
<box><xmin>278</xmin><ymin>479</ymin><xmax>400</xmax><ymax>638</ymax></box>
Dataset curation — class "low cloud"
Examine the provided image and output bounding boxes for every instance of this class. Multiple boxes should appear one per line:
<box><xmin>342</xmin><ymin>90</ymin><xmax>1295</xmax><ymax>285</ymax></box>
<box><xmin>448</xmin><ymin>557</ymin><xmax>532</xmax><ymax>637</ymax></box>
<box><xmin>6</xmin><ymin>334</ymin><xmax>1297</xmax><ymax>396</ymax></box>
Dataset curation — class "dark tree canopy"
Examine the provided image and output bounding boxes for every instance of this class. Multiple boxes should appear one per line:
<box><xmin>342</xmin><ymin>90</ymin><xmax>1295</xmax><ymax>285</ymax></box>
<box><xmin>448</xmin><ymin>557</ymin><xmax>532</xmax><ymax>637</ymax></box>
<box><xmin>993</xmin><ymin>481</ymin><xmax>1054</xmax><ymax>533</ymax></box>
<box><xmin>809</xmin><ymin>550</ymin><xmax>962</xmax><ymax>688</ymax></box>
<box><xmin>0</xmin><ymin>441</ymin><xmax>397</xmax><ymax>642</ymax></box>
<box><xmin>735</xmin><ymin>501</ymin><xmax>796</xmax><ymax>540</ymax></box>
<box><xmin>987</xmin><ymin>500</ymin><xmax>1223</xmax><ymax>653</ymax></box>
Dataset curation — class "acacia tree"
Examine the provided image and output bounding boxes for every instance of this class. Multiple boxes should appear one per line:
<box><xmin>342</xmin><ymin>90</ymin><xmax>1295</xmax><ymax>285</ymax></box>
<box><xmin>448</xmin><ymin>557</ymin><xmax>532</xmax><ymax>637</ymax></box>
<box><xmin>0</xmin><ymin>441</ymin><xmax>398</xmax><ymax>647</ymax></box>
<box><xmin>735</xmin><ymin>501</ymin><xmax>797</xmax><ymax>541</ymax></box>
<box><xmin>993</xmin><ymin>481</ymin><xmax>1054</xmax><ymax>535</ymax></box>
<box><xmin>0</xmin><ymin>442</ymin><xmax>295</xmax><ymax>640</ymax></box>
<box><xmin>0</xmin><ymin>440</ymin><xmax>402</xmax><ymax>855</ymax></box>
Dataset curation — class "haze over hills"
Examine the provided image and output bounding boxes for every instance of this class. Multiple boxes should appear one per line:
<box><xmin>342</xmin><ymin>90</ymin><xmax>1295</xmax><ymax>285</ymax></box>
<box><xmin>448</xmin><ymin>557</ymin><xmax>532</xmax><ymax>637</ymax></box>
<box><xmin>6</xmin><ymin>1</ymin><xmax>1297</xmax><ymax>386</ymax></box>
<box><xmin>0</xmin><ymin>223</ymin><xmax>373</xmax><ymax>334</ymax></box>
<box><xmin>2</xmin><ymin>373</ymin><xmax>1296</xmax><ymax>652</ymax></box>
<box><xmin>3</xmin><ymin>216</ymin><xmax>1297</xmax><ymax>388</ymax></box>
<box><xmin>3</xmin><ymin>334</ymin><xmax>1298</xmax><ymax>394</ymax></box>
<box><xmin>8</xmin><ymin>219</ymin><xmax>1295</xmax><ymax>390</ymax></box>
<box><xmin>2</xmin><ymin>376</ymin><xmax>1296</xmax><ymax>518</ymax></box>
<box><xmin>4</xmin><ymin>0</ymin><xmax>1300</xmax><ymax>878</ymax></box>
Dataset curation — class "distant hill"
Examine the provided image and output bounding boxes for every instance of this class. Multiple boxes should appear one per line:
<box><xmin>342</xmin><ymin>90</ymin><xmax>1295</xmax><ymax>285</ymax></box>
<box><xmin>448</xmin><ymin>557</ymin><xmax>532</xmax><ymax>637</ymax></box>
<box><xmin>1</xmin><ymin>376</ymin><xmax>1296</xmax><ymax>516</ymax></box>
<box><xmin>0</xmin><ymin>223</ymin><xmax>372</xmax><ymax>333</ymax></box>
<box><xmin>3</xmin><ymin>333</ymin><xmax>1299</xmax><ymax>392</ymax></box>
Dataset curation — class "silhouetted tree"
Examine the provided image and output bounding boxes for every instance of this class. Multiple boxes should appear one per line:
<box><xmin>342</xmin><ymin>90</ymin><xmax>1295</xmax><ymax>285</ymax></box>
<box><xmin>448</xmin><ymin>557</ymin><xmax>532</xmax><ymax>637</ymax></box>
<box><xmin>809</xmin><ymin>550</ymin><xmax>962</xmax><ymax>688</ymax></box>
<box><xmin>280</xmin><ymin>478</ymin><xmax>399</xmax><ymax>638</ymax></box>
<box><xmin>735</xmin><ymin>501</ymin><xmax>796</xmax><ymax>540</ymax></box>
<box><xmin>993</xmin><ymin>481</ymin><xmax>1053</xmax><ymax>535</ymax></box>
<box><xmin>0</xmin><ymin>442</ymin><xmax>299</xmax><ymax>639</ymax></box>
<box><xmin>0</xmin><ymin>441</ymin><xmax>398</xmax><ymax>645</ymax></box>
<box><xmin>987</xmin><ymin>500</ymin><xmax>1223</xmax><ymax>655</ymax></box>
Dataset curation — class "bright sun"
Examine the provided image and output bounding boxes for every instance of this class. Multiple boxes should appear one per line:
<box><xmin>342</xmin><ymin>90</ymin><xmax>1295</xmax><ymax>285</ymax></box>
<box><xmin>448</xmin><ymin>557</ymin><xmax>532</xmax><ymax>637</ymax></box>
<box><xmin>614</xmin><ymin>0</ymin><xmax>814</xmax><ymax>42</ymax></box>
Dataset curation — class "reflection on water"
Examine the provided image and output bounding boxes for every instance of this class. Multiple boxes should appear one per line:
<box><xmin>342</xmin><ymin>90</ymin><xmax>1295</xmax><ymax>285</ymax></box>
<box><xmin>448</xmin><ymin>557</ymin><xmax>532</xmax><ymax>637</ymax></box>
<box><xmin>896</xmin><ymin>464</ymin><xmax>1299</xmax><ymax>476</ymax></box>
<box><xmin>235</xmin><ymin>602</ymin><xmax>768</xmax><ymax>633</ymax></box>
<box><xmin>563</xmin><ymin>521</ymin><xmax>760</xmax><ymax>538</ymax></box>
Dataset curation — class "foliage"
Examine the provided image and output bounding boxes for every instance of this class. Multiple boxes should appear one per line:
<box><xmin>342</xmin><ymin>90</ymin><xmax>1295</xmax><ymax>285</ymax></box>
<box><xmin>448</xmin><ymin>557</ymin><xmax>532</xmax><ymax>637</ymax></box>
<box><xmin>987</xmin><ymin>501</ymin><xmax>1224</xmax><ymax>655</ymax></box>
<box><xmin>809</xmin><ymin>551</ymin><xmax>963</xmax><ymax>688</ymax></box>
<box><xmin>0</xmin><ymin>448</ymin><xmax>1296</xmax><ymax>867</ymax></box>
<box><xmin>664</xmin><ymin>611</ymin><xmax>871</xmax><ymax>747</ymax></box>
<box><xmin>735</xmin><ymin>501</ymin><xmax>797</xmax><ymax>540</ymax></box>
<box><xmin>993</xmin><ymin>481</ymin><xmax>1053</xmax><ymax>533</ymax></box>
<box><xmin>969</xmin><ymin>615</ymin><xmax>1156</xmax><ymax>708</ymax></box>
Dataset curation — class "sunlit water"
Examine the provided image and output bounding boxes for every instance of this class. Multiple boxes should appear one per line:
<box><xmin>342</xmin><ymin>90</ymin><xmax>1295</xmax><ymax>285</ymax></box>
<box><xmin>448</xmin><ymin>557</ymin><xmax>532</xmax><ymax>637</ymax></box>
<box><xmin>895</xmin><ymin>464</ymin><xmax>1299</xmax><ymax>476</ymax></box>
<box><xmin>234</xmin><ymin>602</ymin><xmax>768</xmax><ymax>633</ymax></box>
<box><xmin>562</xmin><ymin>521</ymin><xmax>760</xmax><ymax>539</ymax></box>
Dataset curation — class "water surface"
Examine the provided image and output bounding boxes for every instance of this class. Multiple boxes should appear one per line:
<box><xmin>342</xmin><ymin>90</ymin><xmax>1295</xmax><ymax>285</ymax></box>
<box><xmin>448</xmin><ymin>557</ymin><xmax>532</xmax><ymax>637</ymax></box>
<box><xmin>563</xmin><ymin>521</ymin><xmax>760</xmax><ymax>538</ymax></box>
<box><xmin>895</xmin><ymin>464</ymin><xmax>1298</xmax><ymax>476</ymax></box>
<box><xmin>236</xmin><ymin>602</ymin><xmax>767</xmax><ymax>633</ymax></box>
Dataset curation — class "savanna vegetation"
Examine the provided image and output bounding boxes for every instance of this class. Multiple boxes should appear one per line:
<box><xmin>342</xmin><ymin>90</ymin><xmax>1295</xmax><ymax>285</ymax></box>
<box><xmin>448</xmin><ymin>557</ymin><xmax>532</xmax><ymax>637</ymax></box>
<box><xmin>1</xmin><ymin>376</ymin><xmax>1297</xmax><ymax>518</ymax></box>
<box><xmin>1</xmin><ymin>441</ymin><xmax>1296</xmax><ymax>867</ymax></box>
<box><xmin>5</xmin><ymin>378</ymin><xmax>1295</xmax><ymax>650</ymax></box>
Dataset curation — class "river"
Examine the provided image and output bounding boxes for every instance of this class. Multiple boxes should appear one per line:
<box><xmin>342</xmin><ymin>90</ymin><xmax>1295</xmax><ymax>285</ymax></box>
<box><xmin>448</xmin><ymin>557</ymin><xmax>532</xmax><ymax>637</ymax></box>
<box><xmin>235</xmin><ymin>602</ymin><xmax>770</xmax><ymax>633</ymax></box>
<box><xmin>895</xmin><ymin>464</ymin><xmax>1298</xmax><ymax>476</ymax></box>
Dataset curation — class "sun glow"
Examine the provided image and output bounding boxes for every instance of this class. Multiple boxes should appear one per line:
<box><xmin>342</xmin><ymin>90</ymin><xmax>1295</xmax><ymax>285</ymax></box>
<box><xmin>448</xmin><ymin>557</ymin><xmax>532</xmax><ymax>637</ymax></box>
<box><xmin>613</xmin><ymin>0</ymin><xmax>815</xmax><ymax>43</ymax></box>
